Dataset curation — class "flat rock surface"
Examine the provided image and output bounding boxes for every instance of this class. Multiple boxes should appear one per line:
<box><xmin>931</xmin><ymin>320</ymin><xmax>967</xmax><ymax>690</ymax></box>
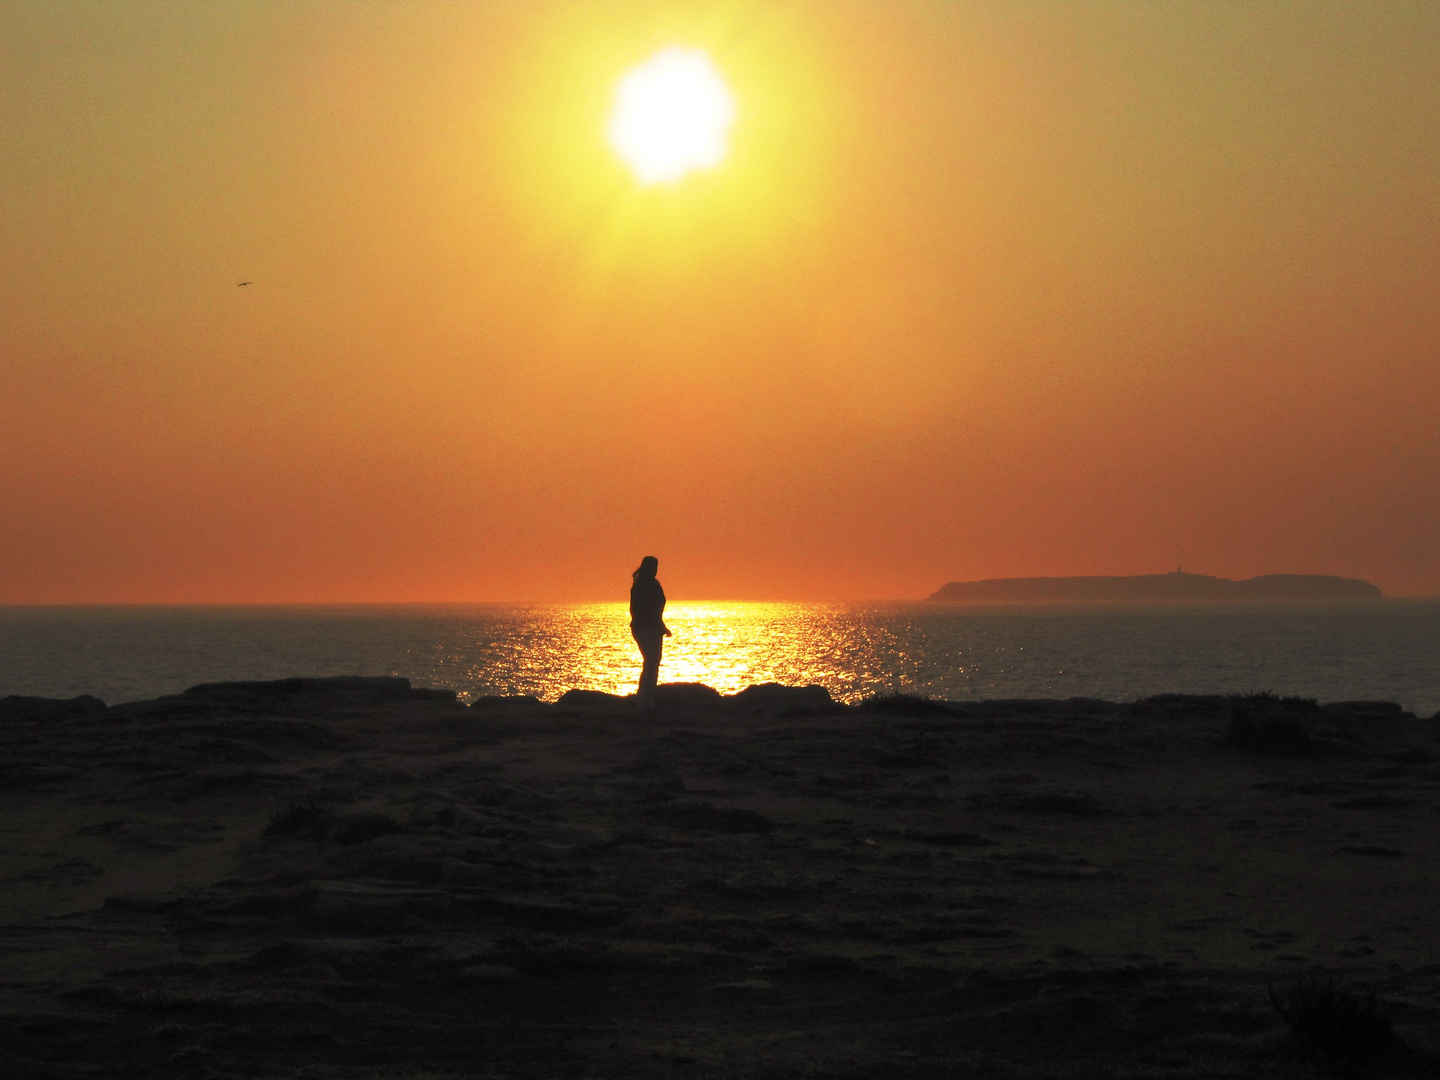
<box><xmin>3</xmin><ymin>682</ymin><xmax>1439</xmax><ymax>1078</ymax></box>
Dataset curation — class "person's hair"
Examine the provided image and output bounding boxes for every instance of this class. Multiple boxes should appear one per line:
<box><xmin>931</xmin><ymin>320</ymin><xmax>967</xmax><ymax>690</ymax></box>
<box><xmin>632</xmin><ymin>555</ymin><xmax>659</xmax><ymax>583</ymax></box>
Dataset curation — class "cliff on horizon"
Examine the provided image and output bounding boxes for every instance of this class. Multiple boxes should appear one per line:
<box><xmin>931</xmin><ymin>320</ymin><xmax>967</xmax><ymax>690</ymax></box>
<box><xmin>928</xmin><ymin>571</ymin><xmax>1382</xmax><ymax>602</ymax></box>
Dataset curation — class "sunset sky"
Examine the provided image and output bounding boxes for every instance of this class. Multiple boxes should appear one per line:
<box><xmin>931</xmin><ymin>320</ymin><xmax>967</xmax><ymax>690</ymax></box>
<box><xmin>2</xmin><ymin>2</ymin><xmax>1437</xmax><ymax>603</ymax></box>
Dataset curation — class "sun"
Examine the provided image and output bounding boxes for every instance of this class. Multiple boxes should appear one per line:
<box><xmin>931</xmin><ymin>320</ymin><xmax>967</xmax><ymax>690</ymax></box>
<box><xmin>609</xmin><ymin>47</ymin><xmax>735</xmax><ymax>184</ymax></box>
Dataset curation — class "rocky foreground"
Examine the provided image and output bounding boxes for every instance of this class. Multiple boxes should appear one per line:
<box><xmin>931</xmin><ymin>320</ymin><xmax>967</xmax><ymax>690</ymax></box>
<box><xmin>2</xmin><ymin>678</ymin><xmax>1439</xmax><ymax>1079</ymax></box>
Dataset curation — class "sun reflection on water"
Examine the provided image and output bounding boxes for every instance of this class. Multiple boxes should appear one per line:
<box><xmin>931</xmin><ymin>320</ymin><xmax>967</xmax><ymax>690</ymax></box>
<box><xmin>444</xmin><ymin>602</ymin><xmax>916</xmax><ymax>703</ymax></box>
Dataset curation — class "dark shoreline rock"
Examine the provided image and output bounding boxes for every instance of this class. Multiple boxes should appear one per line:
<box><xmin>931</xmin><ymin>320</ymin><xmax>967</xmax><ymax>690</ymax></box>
<box><xmin>554</xmin><ymin>682</ymin><xmax>841</xmax><ymax>716</ymax></box>
<box><xmin>4</xmin><ymin>681</ymin><xmax>1419</xmax><ymax>725</ymax></box>
<box><xmin>99</xmin><ymin>676</ymin><xmax>460</xmax><ymax>720</ymax></box>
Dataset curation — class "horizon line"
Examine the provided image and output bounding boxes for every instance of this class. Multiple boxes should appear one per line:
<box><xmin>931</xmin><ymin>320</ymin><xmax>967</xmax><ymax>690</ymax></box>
<box><xmin>3</xmin><ymin>594</ymin><xmax>1437</xmax><ymax>608</ymax></box>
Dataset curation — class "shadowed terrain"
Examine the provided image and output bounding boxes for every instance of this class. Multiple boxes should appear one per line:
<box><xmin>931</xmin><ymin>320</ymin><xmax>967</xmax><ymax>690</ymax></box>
<box><xmin>3</xmin><ymin>678</ymin><xmax>1439</xmax><ymax>1078</ymax></box>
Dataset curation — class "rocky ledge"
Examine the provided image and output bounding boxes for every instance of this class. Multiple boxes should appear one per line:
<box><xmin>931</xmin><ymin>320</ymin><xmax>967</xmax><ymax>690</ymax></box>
<box><xmin>2</xmin><ymin>678</ymin><xmax>1439</xmax><ymax>1078</ymax></box>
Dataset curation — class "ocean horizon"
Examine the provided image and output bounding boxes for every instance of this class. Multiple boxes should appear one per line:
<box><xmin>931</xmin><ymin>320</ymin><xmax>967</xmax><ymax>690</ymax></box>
<box><xmin>3</xmin><ymin>599</ymin><xmax>1437</xmax><ymax>717</ymax></box>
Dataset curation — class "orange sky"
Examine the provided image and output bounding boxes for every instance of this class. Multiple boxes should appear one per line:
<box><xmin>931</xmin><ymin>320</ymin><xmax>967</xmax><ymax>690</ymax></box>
<box><xmin>2</xmin><ymin>2</ymin><xmax>1437</xmax><ymax>602</ymax></box>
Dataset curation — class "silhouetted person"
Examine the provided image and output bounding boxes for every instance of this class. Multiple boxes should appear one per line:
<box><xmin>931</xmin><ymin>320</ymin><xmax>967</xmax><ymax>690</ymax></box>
<box><xmin>629</xmin><ymin>555</ymin><xmax>671</xmax><ymax>708</ymax></box>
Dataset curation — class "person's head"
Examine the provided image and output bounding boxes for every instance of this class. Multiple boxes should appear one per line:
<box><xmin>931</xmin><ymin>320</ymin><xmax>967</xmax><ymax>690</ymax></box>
<box><xmin>633</xmin><ymin>555</ymin><xmax>659</xmax><ymax>582</ymax></box>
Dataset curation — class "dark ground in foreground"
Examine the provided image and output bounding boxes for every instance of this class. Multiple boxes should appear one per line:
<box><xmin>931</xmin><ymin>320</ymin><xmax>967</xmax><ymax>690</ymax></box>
<box><xmin>2</xmin><ymin>678</ymin><xmax>1439</xmax><ymax>1079</ymax></box>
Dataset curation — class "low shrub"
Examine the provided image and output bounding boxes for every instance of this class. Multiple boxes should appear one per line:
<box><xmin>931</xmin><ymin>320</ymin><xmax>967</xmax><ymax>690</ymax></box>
<box><xmin>263</xmin><ymin>803</ymin><xmax>401</xmax><ymax>844</ymax></box>
<box><xmin>1268</xmin><ymin>977</ymin><xmax>1394</xmax><ymax>1072</ymax></box>
<box><xmin>1242</xmin><ymin>691</ymin><xmax>1320</xmax><ymax>711</ymax></box>
<box><xmin>1226</xmin><ymin>702</ymin><xmax>1314</xmax><ymax>755</ymax></box>
<box><xmin>328</xmin><ymin>812</ymin><xmax>403</xmax><ymax>844</ymax></box>
<box><xmin>264</xmin><ymin>800</ymin><xmax>322</xmax><ymax>837</ymax></box>
<box><xmin>859</xmin><ymin>693</ymin><xmax>952</xmax><ymax>717</ymax></box>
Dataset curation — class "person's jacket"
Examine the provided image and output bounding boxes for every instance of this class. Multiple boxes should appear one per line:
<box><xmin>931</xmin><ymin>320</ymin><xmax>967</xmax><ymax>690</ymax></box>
<box><xmin>629</xmin><ymin>577</ymin><xmax>666</xmax><ymax>631</ymax></box>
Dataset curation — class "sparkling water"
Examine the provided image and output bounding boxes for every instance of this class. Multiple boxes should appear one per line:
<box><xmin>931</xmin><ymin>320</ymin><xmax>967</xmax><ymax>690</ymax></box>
<box><xmin>1</xmin><ymin>601</ymin><xmax>1437</xmax><ymax>716</ymax></box>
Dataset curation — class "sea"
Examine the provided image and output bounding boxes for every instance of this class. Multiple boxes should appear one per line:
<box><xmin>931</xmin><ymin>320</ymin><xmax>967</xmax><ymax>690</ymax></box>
<box><xmin>2</xmin><ymin>600</ymin><xmax>1438</xmax><ymax>717</ymax></box>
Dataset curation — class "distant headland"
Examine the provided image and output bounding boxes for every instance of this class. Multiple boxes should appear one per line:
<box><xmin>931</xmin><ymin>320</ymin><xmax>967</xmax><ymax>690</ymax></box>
<box><xmin>928</xmin><ymin>571</ymin><xmax>1382</xmax><ymax>602</ymax></box>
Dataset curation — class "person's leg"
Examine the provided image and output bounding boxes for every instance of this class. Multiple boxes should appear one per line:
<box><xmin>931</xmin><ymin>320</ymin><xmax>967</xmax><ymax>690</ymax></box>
<box><xmin>641</xmin><ymin>633</ymin><xmax>662</xmax><ymax>696</ymax></box>
<box><xmin>633</xmin><ymin>629</ymin><xmax>662</xmax><ymax>707</ymax></box>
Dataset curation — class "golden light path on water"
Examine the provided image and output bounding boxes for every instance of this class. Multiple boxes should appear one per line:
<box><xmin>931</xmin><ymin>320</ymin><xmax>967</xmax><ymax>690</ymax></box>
<box><xmin>445</xmin><ymin>602</ymin><xmax>916</xmax><ymax>703</ymax></box>
<box><xmin>5</xmin><ymin>602</ymin><xmax>1438</xmax><ymax>714</ymax></box>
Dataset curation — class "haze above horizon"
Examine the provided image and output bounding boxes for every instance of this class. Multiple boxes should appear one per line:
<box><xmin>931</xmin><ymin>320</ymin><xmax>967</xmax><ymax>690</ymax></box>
<box><xmin>2</xmin><ymin>3</ymin><xmax>1436</xmax><ymax>603</ymax></box>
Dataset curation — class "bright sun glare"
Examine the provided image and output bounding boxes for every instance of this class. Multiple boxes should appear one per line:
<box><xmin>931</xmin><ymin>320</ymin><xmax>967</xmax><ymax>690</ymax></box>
<box><xmin>609</xmin><ymin>47</ymin><xmax>735</xmax><ymax>184</ymax></box>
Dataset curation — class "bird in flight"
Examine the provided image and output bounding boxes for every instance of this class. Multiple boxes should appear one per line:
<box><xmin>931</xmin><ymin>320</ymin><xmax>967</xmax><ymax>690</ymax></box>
<box><xmin>237</xmin><ymin>281</ymin><xmax>252</xmax><ymax>287</ymax></box>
